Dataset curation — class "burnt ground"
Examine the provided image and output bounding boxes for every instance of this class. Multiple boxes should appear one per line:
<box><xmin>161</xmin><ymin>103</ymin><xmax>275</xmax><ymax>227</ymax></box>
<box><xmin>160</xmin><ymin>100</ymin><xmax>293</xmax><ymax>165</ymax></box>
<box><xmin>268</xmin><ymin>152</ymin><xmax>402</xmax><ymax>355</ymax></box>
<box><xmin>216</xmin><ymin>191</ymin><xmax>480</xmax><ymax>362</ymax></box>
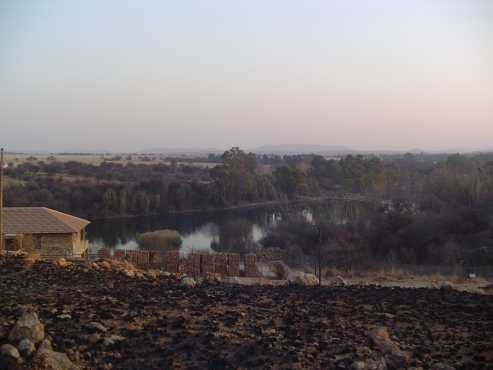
<box><xmin>1</xmin><ymin>259</ymin><xmax>493</xmax><ymax>370</ymax></box>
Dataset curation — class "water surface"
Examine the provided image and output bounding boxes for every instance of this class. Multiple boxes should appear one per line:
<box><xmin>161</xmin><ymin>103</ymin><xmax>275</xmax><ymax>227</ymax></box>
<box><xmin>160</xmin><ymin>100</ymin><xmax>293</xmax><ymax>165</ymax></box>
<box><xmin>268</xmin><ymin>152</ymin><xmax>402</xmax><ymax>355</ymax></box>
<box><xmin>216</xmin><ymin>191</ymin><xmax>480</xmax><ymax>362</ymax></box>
<box><xmin>87</xmin><ymin>200</ymin><xmax>360</xmax><ymax>254</ymax></box>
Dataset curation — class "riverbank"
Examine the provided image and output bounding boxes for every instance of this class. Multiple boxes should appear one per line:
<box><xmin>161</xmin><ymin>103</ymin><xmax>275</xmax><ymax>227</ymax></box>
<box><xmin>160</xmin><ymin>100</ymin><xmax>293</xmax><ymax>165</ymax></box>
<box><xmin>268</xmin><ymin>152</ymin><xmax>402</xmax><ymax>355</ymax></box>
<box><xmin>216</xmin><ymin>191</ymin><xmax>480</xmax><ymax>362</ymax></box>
<box><xmin>1</xmin><ymin>257</ymin><xmax>492</xmax><ymax>369</ymax></box>
<box><xmin>89</xmin><ymin>195</ymin><xmax>333</xmax><ymax>221</ymax></box>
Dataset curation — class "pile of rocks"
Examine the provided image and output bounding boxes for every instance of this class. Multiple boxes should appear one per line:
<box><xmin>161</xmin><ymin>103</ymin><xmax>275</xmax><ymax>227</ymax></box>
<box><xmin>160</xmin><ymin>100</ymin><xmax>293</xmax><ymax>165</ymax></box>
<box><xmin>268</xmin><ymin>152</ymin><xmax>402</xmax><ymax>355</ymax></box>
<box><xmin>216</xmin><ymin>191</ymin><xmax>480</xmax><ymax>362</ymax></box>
<box><xmin>0</xmin><ymin>310</ymin><xmax>79</xmax><ymax>370</ymax></box>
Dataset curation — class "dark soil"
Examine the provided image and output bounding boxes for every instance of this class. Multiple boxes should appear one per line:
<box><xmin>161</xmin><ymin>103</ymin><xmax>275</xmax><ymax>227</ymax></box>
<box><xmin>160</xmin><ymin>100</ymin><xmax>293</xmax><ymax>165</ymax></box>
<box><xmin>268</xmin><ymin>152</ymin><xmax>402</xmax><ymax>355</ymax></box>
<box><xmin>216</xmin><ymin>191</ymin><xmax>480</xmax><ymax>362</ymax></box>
<box><xmin>1</xmin><ymin>259</ymin><xmax>492</xmax><ymax>370</ymax></box>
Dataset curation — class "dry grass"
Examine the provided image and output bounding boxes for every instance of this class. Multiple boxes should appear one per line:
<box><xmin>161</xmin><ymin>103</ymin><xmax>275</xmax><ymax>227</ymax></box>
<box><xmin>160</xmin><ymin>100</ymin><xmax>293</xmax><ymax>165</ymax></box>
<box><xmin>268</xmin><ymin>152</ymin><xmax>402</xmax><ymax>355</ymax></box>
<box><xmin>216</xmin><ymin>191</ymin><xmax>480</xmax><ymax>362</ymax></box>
<box><xmin>321</xmin><ymin>266</ymin><xmax>490</xmax><ymax>286</ymax></box>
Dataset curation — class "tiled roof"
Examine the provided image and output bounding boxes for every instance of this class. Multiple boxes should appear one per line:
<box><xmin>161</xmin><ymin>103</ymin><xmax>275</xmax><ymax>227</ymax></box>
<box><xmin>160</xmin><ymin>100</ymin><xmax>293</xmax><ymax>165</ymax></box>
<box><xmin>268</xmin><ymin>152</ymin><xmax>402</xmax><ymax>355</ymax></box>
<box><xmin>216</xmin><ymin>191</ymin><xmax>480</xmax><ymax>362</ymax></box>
<box><xmin>2</xmin><ymin>207</ymin><xmax>90</xmax><ymax>234</ymax></box>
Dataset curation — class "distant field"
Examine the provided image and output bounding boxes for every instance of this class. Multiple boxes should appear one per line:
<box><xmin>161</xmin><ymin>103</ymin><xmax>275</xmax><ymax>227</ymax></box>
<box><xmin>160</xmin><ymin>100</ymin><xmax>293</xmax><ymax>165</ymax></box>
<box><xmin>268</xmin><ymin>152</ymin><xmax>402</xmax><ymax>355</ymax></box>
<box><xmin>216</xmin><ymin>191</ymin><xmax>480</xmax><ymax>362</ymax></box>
<box><xmin>3</xmin><ymin>176</ymin><xmax>24</xmax><ymax>188</ymax></box>
<box><xmin>4</xmin><ymin>154</ymin><xmax>106</xmax><ymax>165</ymax></box>
<box><xmin>4</xmin><ymin>154</ymin><xmax>220</xmax><ymax>168</ymax></box>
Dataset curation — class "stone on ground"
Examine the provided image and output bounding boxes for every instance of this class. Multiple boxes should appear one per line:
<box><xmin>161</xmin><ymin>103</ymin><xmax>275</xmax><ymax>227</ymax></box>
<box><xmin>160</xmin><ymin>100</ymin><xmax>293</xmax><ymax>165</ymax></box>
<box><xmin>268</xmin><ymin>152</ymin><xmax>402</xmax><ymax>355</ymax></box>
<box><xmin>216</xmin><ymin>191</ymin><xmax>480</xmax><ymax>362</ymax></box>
<box><xmin>369</xmin><ymin>326</ymin><xmax>411</xmax><ymax>367</ymax></box>
<box><xmin>291</xmin><ymin>272</ymin><xmax>319</xmax><ymax>286</ymax></box>
<box><xmin>34</xmin><ymin>349</ymin><xmax>80</xmax><ymax>370</ymax></box>
<box><xmin>18</xmin><ymin>338</ymin><xmax>36</xmax><ymax>356</ymax></box>
<box><xmin>8</xmin><ymin>310</ymin><xmax>45</xmax><ymax>344</ymax></box>
<box><xmin>180</xmin><ymin>276</ymin><xmax>197</xmax><ymax>288</ymax></box>
<box><xmin>54</xmin><ymin>258</ymin><xmax>71</xmax><ymax>268</ymax></box>
<box><xmin>0</xmin><ymin>343</ymin><xmax>21</xmax><ymax>360</ymax></box>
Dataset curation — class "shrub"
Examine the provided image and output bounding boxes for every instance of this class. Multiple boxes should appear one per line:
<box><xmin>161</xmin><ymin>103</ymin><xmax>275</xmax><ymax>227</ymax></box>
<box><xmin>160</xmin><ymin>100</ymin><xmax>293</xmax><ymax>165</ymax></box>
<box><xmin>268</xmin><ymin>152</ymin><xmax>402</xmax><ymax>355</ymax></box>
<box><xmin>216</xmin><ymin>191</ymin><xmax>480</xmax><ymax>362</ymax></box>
<box><xmin>137</xmin><ymin>229</ymin><xmax>182</xmax><ymax>250</ymax></box>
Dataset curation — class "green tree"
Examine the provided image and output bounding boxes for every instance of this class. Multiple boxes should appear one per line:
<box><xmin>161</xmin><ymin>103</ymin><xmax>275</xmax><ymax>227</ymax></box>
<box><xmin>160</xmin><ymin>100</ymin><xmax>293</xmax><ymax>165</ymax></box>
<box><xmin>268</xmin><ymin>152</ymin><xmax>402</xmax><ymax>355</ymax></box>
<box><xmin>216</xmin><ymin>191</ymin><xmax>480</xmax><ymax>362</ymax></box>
<box><xmin>211</xmin><ymin>147</ymin><xmax>258</xmax><ymax>204</ymax></box>
<box><xmin>273</xmin><ymin>166</ymin><xmax>306</xmax><ymax>199</ymax></box>
<box><xmin>103</xmin><ymin>188</ymin><xmax>119</xmax><ymax>215</ymax></box>
<box><xmin>119</xmin><ymin>189</ymin><xmax>128</xmax><ymax>216</ymax></box>
<box><xmin>132</xmin><ymin>191</ymin><xmax>150</xmax><ymax>215</ymax></box>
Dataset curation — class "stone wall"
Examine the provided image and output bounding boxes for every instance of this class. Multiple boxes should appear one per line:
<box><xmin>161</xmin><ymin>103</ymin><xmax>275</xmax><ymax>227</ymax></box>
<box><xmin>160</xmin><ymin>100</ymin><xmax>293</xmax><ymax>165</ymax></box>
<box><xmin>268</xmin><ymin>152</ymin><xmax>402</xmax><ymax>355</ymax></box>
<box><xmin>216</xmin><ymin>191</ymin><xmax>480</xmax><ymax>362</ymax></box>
<box><xmin>101</xmin><ymin>248</ymin><xmax>260</xmax><ymax>278</ymax></box>
<box><xmin>40</xmin><ymin>234</ymin><xmax>74</xmax><ymax>259</ymax></box>
<box><xmin>244</xmin><ymin>254</ymin><xmax>261</xmax><ymax>277</ymax></box>
<box><xmin>20</xmin><ymin>235</ymin><xmax>36</xmax><ymax>253</ymax></box>
<box><xmin>6</xmin><ymin>234</ymin><xmax>43</xmax><ymax>254</ymax></box>
<box><xmin>4</xmin><ymin>230</ymin><xmax>87</xmax><ymax>259</ymax></box>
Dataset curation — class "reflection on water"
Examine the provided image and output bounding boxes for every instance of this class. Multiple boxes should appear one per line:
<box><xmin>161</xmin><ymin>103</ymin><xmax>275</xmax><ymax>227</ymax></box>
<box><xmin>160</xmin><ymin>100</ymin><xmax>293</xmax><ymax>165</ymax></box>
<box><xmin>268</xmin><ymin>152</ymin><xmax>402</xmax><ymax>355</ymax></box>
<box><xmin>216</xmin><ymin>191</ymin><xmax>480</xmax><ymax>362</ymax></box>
<box><xmin>87</xmin><ymin>200</ymin><xmax>372</xmax><ymax>254</ymax></box>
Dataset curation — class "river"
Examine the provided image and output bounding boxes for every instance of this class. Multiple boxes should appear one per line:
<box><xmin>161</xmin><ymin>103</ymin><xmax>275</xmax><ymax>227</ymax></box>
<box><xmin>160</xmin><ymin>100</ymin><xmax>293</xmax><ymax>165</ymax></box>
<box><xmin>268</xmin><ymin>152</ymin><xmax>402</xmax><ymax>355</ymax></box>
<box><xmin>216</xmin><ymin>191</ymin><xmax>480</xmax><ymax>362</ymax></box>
<box><xmin>87</xmin><ymin>200</ymin><xmax>367</xmax><ymax>254</ymax></box>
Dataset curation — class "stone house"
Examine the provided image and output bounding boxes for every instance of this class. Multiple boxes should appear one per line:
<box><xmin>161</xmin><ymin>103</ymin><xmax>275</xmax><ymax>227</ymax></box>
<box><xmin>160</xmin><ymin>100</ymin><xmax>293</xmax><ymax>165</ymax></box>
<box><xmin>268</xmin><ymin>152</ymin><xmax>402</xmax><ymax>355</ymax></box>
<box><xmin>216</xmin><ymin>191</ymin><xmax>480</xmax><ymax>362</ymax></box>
<box><xmin>3</xmin><ymin>207</ymin><xmax>90</xmax><ymax>259</ymax></box>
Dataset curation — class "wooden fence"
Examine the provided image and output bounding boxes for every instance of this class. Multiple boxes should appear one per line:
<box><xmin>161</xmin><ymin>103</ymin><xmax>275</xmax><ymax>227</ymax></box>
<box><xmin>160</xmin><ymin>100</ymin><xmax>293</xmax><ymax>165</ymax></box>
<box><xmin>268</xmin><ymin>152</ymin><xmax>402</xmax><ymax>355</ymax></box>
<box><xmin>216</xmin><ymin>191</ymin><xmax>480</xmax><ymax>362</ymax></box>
<box><xmin>95</xmin><ymin>248</ymin><xmax>260</xmax><ymax>278</ymax></box>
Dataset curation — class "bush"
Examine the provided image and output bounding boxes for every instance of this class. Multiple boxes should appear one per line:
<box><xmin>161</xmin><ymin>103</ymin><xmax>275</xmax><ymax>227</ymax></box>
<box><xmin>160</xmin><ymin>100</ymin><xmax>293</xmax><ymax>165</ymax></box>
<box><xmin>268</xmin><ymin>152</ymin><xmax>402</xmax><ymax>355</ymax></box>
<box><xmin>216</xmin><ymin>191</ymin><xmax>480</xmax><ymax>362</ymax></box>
<box><xmin>137</xmin><ymin>229</ymin><xmax>182</xmax><ymax>250</ymax></box>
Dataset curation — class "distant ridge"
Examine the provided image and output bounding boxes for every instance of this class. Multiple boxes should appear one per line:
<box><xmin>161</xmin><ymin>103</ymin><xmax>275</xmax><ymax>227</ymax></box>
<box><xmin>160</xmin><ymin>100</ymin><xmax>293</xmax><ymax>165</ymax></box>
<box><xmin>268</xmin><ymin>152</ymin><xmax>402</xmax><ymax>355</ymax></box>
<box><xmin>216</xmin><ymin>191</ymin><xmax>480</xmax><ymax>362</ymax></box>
<box><xmin>138</xmin><ymin>147</ymin><xmax>223</xmax><ymax>155</ymax></box>
<box><xmin>60</xmin><ymin>148</ymin><xmax>112</xmax><ymax>154</ymax></box>
<box><xmin>252</xmin><ymin>144</ymin><xmax>354</xmax><ymax>155</ymax></box>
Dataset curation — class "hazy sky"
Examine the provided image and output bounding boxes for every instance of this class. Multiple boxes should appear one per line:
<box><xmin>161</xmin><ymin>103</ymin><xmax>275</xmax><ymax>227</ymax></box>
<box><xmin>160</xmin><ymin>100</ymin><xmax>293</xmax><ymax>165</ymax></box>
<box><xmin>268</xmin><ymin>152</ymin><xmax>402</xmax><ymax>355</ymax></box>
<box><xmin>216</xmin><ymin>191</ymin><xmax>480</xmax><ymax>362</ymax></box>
<box><xmin>1</xmin><ymin>0</ymin><xmax>492</xmax><ymax>152</ymax></box>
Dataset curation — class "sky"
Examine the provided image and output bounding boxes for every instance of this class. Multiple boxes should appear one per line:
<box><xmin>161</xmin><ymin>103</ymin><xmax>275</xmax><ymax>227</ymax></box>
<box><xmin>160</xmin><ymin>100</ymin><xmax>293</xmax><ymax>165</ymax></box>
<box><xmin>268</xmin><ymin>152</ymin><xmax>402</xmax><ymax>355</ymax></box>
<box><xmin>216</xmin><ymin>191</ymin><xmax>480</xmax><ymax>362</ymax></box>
<box><xmin>1</xmin><ymin>0</ymin><xmax>492</xmax><ymax>152</ymax></box>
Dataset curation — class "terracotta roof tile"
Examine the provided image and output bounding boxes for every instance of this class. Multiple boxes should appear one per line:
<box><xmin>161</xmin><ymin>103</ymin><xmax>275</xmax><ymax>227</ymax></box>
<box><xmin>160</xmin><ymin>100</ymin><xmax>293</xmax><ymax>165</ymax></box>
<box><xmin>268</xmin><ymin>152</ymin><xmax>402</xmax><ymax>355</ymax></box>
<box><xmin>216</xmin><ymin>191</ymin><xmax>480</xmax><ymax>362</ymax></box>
<box><xmin>2</xmin><ymin>207</ymin><xmax>90</xmax><ymax>234</ymax></box>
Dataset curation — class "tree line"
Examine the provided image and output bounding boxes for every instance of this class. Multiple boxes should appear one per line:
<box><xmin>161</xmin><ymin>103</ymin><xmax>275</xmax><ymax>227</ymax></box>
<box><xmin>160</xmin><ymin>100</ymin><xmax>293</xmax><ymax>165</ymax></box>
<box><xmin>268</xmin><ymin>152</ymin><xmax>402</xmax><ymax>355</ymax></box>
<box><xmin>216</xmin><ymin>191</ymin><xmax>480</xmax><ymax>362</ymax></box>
<box><xmin>259</xmin><ymin>152</ymin><xmax>493</xmax><ymax>267</ymax></box>
<box><xmin>3</xmin><ymin>148</ymin><xmax>384</xmax><ymax>218</ymax></box>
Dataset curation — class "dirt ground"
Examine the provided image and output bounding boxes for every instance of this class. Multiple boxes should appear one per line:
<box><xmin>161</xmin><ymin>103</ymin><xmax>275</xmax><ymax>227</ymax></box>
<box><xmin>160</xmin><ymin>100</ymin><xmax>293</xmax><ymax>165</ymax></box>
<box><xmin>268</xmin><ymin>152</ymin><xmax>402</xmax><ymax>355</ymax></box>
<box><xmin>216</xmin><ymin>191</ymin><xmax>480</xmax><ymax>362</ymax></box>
<box><xmin>1</xmin><ymin>257</ymin><xmax>493</xmax><ymax>370</ymax></box>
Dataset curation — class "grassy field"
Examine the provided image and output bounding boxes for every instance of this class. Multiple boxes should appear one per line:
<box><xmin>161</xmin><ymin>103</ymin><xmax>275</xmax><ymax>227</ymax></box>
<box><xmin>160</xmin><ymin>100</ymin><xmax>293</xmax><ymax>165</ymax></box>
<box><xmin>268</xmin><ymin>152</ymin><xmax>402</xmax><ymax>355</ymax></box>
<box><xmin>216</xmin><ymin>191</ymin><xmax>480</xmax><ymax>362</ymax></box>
<box><xmin>4</xmin><ymin>154</ymin><xmax>220</xmax><ymax>168</ymax></box>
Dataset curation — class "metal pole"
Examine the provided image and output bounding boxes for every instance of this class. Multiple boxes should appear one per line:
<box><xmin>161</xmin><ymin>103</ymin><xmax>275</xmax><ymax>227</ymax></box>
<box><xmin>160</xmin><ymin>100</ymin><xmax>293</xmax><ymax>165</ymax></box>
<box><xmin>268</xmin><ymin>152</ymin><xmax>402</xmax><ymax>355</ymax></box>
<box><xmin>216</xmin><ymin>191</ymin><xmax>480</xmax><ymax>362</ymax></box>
<box><xmin>0</xmin><ymin>148</ymin><xmax>4</xmax><ymax>254</ymax></box>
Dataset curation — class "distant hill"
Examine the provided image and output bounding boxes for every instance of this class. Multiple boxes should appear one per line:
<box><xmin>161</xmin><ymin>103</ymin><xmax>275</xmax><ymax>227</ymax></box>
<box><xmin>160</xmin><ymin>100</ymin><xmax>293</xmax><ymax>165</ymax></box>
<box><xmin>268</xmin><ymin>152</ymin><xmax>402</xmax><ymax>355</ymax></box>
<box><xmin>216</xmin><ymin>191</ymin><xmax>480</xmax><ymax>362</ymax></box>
<box><xmin>138</xmin><ymin>147</ymin><xmax>223</xmax><ymax>156</ymax></box>
<box><xmin>60</xmin><ymin>148</ymin><xmax>112</xmax><ymax>155</ymax></box>
<box><xmin>252</xmin><ymin>144</ymin><xmax>354</xmax><ymax>155</ymax></box>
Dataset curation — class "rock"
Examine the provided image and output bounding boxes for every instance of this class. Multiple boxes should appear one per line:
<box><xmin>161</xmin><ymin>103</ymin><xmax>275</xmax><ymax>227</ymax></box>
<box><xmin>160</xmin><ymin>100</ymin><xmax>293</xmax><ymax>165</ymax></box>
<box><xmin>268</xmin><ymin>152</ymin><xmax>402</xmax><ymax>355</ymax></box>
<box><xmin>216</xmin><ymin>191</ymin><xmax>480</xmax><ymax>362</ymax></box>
<box><xmin>86</xmin><ymin>322</ymin><xmax>107</xmax><ymax>333</ymax></box>
<box><xmin>328</xmin><ymin>275</ymin><xmax>347</xmax><ymax>287</ymax></box>
<box><xmin>0</xmin><ymin>343</ymin><xmax>21</xmax><ymax>360</ymax></box>
<box><xmin>9</xmin><ymin>311</ymin><xmax>45</xmax><ymax>344</ymax></box>
<box><xmin>102</xmin><ymin>334</ymin><xmax>126</xmax><ymax>346</ymax></box>
<box><xmin>368</xmin><ymin>326</ymin><xmax>410</xmax><ymax>367</ymax></box>
<box><xmin>180</xmin><ymin>276</ymin><xmax>197</xmax><ymax>288</ymax></box>
<box><xmin>144</xmin><ymin>270</ymin><xmax>160</xmax><ymax>279</ymax></box>
<box><xmin>204</xmin><ymin>273</ymin><xmax>222</xmax><ymax>284</ymax></box>
<box><xmin>352</xmin><ymin>361</ymin><xmax>366</xmax><ymax>370</ymax></box>
<box><xmin>351</xmin><ymin>358</ymin><xmax>387</xmax><ymax>370</ymax></box>
<box><xmin>18</xmin><ymin>338</ymin><xmax>36</xmax><ymax>356</ymax></box>
<box><xmin>433</xmin><ymin>363</ymin><xmax>455</xmax><ymax>370</ymax></box>
<box><xmin>39</xmin><ymin>339</ymin><xmax>53</xmax><ymax>352</ymax></box>
<box><xmin>291</xmin><ymin>273</ymin><xmax>319</xmax><ymax>286</ymax></box>
<box><xmin>99</xmin><ymin>260</ymin><xmax>111</xmax><ymax>269</ymax></box>
<box><xmin>224</xmin><ymin>276</ymin><xmax>243</xmax><ymax>284</ymax></box>
<box><xmin>34</xmin><ymin>349</ymin><xmax>80</xmax><ymax>370</ymax></box>
<box><xmin>269</xmin><ymin>261</ymin><xmax>291</xmax><ymax>280</ymax></box>
<box><xmin>54</xmin><ymin>258</ymin><xmax>70</xmax><ymax>268</ymax></box>
<box><xmin>439</xmin><ymin>281</ymin><xmax>454</xmax><ymax>290</ymax></box>
<box><xmin>88</xmin><ymin>333</ymin><xmax>101</xmax><ymax>344</ymax></box>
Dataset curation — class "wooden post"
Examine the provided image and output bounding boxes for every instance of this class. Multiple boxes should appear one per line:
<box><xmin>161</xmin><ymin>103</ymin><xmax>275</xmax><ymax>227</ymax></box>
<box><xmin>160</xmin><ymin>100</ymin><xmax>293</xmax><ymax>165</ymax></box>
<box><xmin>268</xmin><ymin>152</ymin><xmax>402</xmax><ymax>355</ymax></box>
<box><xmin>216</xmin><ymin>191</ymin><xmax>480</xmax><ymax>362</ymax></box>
<box><xmin>317</xmin><ymin>226</ymin><xmax>322</xmax><ymax>286</ymax></box>
<box><xmin>0</xmin><ymin>148</ymin><xmax>4</xmax><ymax>254</ymax></box>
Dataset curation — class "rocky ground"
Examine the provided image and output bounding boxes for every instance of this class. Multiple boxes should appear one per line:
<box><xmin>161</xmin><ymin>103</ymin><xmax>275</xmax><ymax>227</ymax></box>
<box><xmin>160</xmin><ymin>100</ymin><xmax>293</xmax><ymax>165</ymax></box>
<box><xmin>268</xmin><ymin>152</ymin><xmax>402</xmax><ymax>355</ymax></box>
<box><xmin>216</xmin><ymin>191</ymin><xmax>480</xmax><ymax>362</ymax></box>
<box><xmin>1</xmin><ymin>257</ymin><xmax>493</xmax><ymax>370</ymax></box>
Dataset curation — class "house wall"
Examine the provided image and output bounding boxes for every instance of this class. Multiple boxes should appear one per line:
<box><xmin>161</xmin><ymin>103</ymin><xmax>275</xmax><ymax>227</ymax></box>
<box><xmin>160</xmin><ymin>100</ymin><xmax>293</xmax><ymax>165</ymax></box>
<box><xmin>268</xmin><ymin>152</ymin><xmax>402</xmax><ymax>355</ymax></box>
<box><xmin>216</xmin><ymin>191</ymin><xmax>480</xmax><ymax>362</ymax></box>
<box><xmin>72</xmin><ymin>230</ymin><xmax>89</xmax><ymax>257</ymax></box>
<box><xmin>20</xmin><ymin>234</ymin><xmax>42</xmax><ymax>253</ymax></box>
<box><xmin>7</xmin><ymin>229</ymin><xmax>88</xmax><ymax>259</ymax></box>
<box><xmin>40</xmin><ymin>234</ymin><xmax>75</xmax><ymax>259</ymax></box>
